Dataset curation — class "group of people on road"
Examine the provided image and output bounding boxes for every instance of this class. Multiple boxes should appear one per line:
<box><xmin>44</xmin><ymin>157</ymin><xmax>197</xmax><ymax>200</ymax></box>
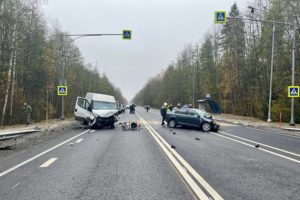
<box><xmin>142</xmin><ymin>102</ymin><xmax>194</xmax><ymax>126</ymax></box>
<box><xmin>160</xmin><ymin>102</ymin><xmax>193</xmax><ymax>126</ymax></box>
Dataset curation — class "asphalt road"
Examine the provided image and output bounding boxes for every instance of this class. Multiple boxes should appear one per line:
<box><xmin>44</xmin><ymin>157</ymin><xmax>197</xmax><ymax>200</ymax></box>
<box><xmin>0</xmin><ymin>108</ymin><xmax>299</xmax><ymax>200</ymax></box>
<box><xmin>0</xmin><ymin>113</ymin><xmax>194</xmax><ymax>200</ymax></box>
<box><xmin>137</xmin><ymin>107</ymin><xmax>300</xmax><ymax>200</ymax></box>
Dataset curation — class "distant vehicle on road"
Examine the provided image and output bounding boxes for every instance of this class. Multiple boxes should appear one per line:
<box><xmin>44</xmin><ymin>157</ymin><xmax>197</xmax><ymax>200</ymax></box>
<box><xmin>74</xmin><ymin>92</ymin><xmax>119</xmax><ymax>129</ymax></box>
<box><xmin>165</xmin><ymin>108</ymin><xmax>219</xmax><ymax>132</ymax></box>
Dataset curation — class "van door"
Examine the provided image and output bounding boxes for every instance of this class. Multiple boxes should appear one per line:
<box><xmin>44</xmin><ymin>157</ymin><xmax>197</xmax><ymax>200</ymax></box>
<box><xmin>74</xmin><ymin>97</ymin><xmax>91</xmax><ymax>122</ymax></box>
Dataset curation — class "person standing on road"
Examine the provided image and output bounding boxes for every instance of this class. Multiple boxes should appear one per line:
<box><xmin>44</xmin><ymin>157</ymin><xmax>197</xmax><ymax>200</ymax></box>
<box><xmin>160</xmin><ymin>102</ymin><xmax>168</xmax><ymax>126</ymax></box>
<box><xmin>22</xmin><ymin>102</ymin><xmax>32</xmax><ymax>125</ymax></box>
<box><xmin>168</xmin><ymin>104</ymin><xmax>173</xmax><ymax>111</ymax></box>
<box><xmin>145</xmin><ymin>105</ymin><xmax>150</xmax><ymax>112</ymax></box>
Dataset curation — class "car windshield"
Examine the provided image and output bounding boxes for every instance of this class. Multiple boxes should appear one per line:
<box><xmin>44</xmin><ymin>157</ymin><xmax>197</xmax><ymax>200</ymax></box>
<box><xmin>92</xmin><ymin>101</ymin><xmax>117</xmax><ymax>110</ymax></box>
<box><xmin>194</xmin><ymin>110</ymin><xmax>209</xmax><ymax>118</ymax></box>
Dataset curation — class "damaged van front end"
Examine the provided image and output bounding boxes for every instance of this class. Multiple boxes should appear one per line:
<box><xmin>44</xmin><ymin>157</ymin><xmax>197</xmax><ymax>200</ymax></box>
<box><xmin>88</xmin><ymin>109</ymin><xmax>119</xmax><ymax>129</ymax></box>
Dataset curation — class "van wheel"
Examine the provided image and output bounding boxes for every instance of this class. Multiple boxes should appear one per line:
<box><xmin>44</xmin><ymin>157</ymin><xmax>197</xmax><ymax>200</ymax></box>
<box><xmin>110</xmin><ymin>124</ymin><xmax>115</xmax><ymax>129</ymax></box>
<box><xmin>202</xmin><ymin>122</ymin><xmax>211</xmax><ymax>132</ymax></box>
<box><xmin>168</xmin><ymin>119</ymin><xmax>177</xmax><ymax>128</ymax></box>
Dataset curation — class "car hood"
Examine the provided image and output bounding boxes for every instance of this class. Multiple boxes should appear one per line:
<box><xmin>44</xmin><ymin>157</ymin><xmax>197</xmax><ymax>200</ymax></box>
<box><xmin>92</xmin><ymin>109</ymin><xmax>118</xmax><ymax>118</ymax></box>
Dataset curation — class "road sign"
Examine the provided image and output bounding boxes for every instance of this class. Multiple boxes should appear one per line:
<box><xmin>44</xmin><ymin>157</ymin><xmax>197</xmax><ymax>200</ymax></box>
<box><xmin>57</xmin><ymin>85</ymin><xmax>68</xmax><ymax>96</ymax></box>
<box><xmin>288</xmin><ymin>86</ymin><xmax>299</xmax><ymax>97</ymax></box>
<box><xmin>214</xmin><ymin>11</ymin><xmax>227</xmax><ymax>24</ymax></box>
<box><xmin>123</xmin><ymin>30</ymin><xmax>132</xmax><ymax>40</ymax></box>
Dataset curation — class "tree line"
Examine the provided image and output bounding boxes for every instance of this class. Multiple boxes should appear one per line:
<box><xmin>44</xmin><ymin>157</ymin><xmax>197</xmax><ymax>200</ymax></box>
<box><xmin>133</xmin><ymin>0</ymin><xmax>300</xmax><ymax>123</ymax></box>
<box><xmin>0</xmin><ymin>0</ymin><xmax>126</xmax><ymax>126</ymax></box>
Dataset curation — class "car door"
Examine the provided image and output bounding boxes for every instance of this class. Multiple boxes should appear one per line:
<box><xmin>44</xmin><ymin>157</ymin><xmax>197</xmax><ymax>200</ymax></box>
<box><xmin>176</xmin><ymin>109</ymin><xmax>188</xmax><ymax>125</ymax></box>
<box><xmin>74</xmin><ymin>97</ymin><xmax>91</xmax><ymax>122</ymax></box>
<box><xmin>187</xmin><ymin>110</ymin><xmax>201</xmax><ymax>127</ymax></box>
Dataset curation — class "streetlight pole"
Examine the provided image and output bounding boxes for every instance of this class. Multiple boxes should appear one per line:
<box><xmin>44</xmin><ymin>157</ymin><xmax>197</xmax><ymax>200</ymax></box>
<box><xmin>60</xmin><ymin>34</ymin><xmax>65</xmax><ymax>120</ymax></box>
<box><xmin>267</xmin><ymin>23</ymin><xmax>275</xmax><ymax>122</ymax></box>
<box><xmin>290</xmin><ymin>24</ymin><xmax>296</xmax><ymax>126</ymax></box>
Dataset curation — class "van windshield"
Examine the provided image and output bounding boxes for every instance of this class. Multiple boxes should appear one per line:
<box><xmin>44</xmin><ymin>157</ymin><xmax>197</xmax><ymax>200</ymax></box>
<box><xmin>92</xmin><ymin>101</ymin><xmax>117</xmax><ymax>110</ymax></box>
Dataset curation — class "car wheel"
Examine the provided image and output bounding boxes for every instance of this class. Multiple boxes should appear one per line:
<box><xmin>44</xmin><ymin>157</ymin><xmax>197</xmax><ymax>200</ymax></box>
<box><xmin>168</xmin><ymin>119</ymin><xmax>177</xmax><ymax>128</ymax></box>
<box><xmin>202</xmin><ymin>122</ymin><xmax>211</xmax><ymax>132</ymax></box>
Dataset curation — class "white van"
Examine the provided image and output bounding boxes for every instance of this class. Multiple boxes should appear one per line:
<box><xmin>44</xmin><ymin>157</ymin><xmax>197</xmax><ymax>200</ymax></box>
<box><xmin>74</xmin><ymin>92</ymin><xmax>119</xmax><ymax>128</ymax></box>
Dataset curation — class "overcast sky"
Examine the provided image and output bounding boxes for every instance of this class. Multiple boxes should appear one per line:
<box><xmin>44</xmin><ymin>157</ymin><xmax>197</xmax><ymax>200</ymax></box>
<box><xmin>41</xmin><ymin>0</ymin><xmax>248</xmax><ymax>101</ymax></box>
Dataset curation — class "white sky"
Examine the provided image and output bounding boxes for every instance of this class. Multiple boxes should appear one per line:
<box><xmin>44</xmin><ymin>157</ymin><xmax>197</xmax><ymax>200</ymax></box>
<box><xmin>41</xmin><ymin>0</ymin><xmax>248</xmax><ymax>101</ymax></box>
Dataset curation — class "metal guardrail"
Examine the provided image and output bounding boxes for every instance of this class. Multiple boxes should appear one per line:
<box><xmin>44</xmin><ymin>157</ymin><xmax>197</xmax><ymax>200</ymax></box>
<box><xmin>0</xmin><ymin>128</ymin><xmax>42</xmax><ymax>148</ymax></box>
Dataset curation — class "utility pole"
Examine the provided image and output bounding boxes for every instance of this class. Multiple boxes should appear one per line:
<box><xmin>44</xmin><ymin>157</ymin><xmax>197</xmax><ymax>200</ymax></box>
<box><xmin>290</xmin><ymin>24</ymin><xmax>296</xmax><ymax>126</ymax></box>
<box><xmin>267</xmin><ymin>23</ymin><xmax>275</xmax><ymax>122</ymax></box>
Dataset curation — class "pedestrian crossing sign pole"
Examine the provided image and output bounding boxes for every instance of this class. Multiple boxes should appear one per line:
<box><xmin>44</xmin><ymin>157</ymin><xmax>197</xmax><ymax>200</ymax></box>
<box><xmin>288</xmin><ymin>86</ymin><xmax>299</xmax><ymax>97</ymax></box>
<box><xmin>57</xmin><ymin>85</ymin><xmax>68</xmax><ymax>96</ymax></box>
<box><xmin>214</xmin><ymin>11</ymin><xmax>227</xmax><ymax>24</ymax></box>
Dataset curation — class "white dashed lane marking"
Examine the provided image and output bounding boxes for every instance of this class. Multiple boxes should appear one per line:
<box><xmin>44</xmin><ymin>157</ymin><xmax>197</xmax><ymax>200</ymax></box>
<box><xmin>40</xmin><ymin>158</ymin><xmax>58</xmax><ymax>168</ymax></box>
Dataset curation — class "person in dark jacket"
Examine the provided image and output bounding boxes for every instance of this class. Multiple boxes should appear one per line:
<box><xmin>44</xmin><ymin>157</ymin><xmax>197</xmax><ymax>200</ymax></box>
<box><xmin>22</xmin><ymin>102</ymin><xmax>32</xmax><ymax>125</ymax></box>
<box><xmin>145</xmin><ymin>105</ymin><xmax>150</xmax><ymax>112</ymax></box>
<box><xmin>160</xmin><ymin>102</ymin><xmax>168</xmax><ymax>125</ymax></box>
<box><xmin>168</xmin><ymin>104</ymin><xmax>173</xmax><ymax>111</ymax></box>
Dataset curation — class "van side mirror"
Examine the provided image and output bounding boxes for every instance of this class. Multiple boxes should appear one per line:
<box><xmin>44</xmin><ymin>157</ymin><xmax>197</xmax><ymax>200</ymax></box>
<box><xmin>87</xmin><ymin>106</ymin><xmax>92</xmax><ymax>112</ymax></box>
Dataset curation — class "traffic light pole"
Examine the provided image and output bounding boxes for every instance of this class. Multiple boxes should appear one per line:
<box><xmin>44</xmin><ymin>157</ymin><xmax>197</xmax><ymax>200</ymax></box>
<box><xmin>59</xmin><ymin>32</ymin><xmax>128</xmax><ymax>120</ymax></box>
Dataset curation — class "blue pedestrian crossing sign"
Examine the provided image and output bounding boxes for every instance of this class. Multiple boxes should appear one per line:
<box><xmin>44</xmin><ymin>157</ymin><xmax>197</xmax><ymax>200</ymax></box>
<box><xmin>123</xmin><ymin>30</ymin><xmax>132</xmax><ymax>40</ymax></box>
<box><xmin>214</xmin><ymin>11</ymin><xmax>227</xmax><ymax>24</ymax></box>
<box><xmin>288</xmin><ymin>86</ymin><xmax>299</xmax><ymax>98</ymax></box>
<box><xmin>57</xmin><ymin>85</ymin><xmax>68</xmax><ymax>96</ymax></box>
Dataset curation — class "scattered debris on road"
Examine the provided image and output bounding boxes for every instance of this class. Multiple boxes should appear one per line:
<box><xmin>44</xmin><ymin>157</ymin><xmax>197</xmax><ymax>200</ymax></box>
<box><xmin>195</xmin><ymin>138</ymin><xmax>200</xmax><ymax>140</ymax></box>
<box><xmin>120</xmin><ymin>121</ymin><xmax>142</xmax><ymax>131</ymax></box>
<box><xmin>255</xmin><ymin>144</ymin><xmax>260</xmax><ymax>148</ymax></box>
<box><xmin>171</xmin><ymin>145</ymin><xmax>176</xmax><ymax>149</ymax></box>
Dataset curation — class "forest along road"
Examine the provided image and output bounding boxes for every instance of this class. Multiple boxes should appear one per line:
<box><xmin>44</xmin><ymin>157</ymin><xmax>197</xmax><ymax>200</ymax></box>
<box><xmin>136</xmin><ymin>107</ymin><xmax>300</xmax><ymax>200</ymax></box>
<box><xmin>0</xmin><ymin>108</ymin><xmax>298</xmax><ymax>200</ymax></box>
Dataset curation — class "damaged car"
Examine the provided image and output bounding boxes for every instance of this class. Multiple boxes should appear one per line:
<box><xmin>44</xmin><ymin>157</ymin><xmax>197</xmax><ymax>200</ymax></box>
<box><xmin>74</xmin><ymin>92</ymin><xmax>119</xmax><ymax>129</ymax></box>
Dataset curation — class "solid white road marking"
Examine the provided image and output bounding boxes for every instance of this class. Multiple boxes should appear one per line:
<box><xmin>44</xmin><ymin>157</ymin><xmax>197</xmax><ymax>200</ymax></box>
<box><xmin>136</xmin><ymin>112</ymin><xmax>223</xmax><ymax>200</ymax></box>
<box><xmin>219</xmin><ymin>131</ymin><xmax>300</xmax><ymax>158</ymax></box>
<box><xmin>90</xmin><ymin>130</ymin><xmax>95</xmax><ymax>133</ymax></box>
<box><xmin>75</xmin><ymin>139</ymin><xmax>83</xmax><ymax>143</ymax></box>
<box><xmin>0</xmin><ymin>129</ymin><xmax>90</xmax><ymax>178</ymax></box>
<box><xmin>40</xmin><ymin>158</ymin><xmax>58</xmax><ymax>168</ymax></box>
<box><xmin>11</xmin><ymin>182</ymin><xmax>20</xmax><ymax>189</ymax></box>
<box><xmin>214</xmin><ymin>132</ymin><xmax>300</xmax><ymax>164</ymax></box>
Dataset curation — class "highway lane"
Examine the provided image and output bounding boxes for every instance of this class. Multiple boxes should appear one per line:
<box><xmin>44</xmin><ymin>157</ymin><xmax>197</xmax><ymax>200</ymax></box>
<box><xmin>0</xmin><ymin>113</ymin><xmax>194</xmax><ymax>200</ymax></box>
<box><xmin>137</xmin><ymin>107</ymin><xmax>300</xmax><ymax>200</ymax></box>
